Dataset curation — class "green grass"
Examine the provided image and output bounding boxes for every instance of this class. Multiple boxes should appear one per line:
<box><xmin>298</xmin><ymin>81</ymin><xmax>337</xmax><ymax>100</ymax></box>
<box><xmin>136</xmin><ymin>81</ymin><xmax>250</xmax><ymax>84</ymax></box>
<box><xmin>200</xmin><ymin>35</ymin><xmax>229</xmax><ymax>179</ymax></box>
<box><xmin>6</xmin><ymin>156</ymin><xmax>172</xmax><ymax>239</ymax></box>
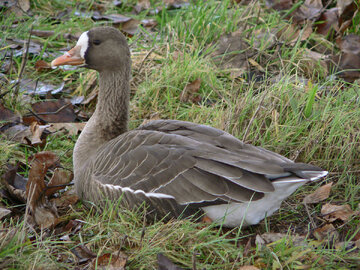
<box><xmin>1</xmin><ymin>0</ymin><xmax>360</xmax><ymax>269</ymax></box>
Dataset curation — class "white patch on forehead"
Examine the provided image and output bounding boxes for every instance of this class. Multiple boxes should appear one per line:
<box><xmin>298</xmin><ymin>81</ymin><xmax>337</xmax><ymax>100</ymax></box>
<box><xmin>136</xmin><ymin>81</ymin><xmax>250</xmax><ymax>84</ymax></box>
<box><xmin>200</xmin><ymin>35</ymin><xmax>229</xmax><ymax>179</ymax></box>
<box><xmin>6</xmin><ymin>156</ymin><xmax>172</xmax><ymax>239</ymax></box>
<box><xmin>76</xmin><ymin>31</ymin><xmax>89</xmax><ymax>58</ymax></box>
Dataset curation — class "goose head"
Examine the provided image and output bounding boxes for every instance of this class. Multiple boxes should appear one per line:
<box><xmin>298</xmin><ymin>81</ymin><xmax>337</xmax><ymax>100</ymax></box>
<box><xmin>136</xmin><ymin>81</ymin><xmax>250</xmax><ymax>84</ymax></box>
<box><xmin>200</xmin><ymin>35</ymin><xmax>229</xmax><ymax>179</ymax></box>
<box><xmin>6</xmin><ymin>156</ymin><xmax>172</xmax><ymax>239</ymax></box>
<box><xmin>51</xmin><ymin>27</ymin><xmax>131</xmax><ymax>72</ymax></box>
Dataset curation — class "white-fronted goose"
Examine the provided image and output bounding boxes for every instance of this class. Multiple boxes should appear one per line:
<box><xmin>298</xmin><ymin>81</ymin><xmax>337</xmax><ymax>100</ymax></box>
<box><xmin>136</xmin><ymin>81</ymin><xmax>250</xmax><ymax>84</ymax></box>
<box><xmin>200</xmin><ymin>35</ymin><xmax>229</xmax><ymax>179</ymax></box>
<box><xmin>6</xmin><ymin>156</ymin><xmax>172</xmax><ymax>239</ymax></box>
<box><xmin>51</xmin><ymin>27</ymin><xmax>328</xmax><ymax>227</ymax></box>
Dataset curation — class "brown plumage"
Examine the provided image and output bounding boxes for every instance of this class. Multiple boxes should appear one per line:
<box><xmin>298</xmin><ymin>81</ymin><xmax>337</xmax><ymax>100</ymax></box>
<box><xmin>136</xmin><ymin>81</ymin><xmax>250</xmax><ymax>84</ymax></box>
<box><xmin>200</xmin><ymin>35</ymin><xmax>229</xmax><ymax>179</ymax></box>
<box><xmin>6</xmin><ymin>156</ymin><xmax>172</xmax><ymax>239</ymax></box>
<box><xmin>51</xmin><ymin>27</ymin><xmax>328</xmax><ymax>227</ymax></box>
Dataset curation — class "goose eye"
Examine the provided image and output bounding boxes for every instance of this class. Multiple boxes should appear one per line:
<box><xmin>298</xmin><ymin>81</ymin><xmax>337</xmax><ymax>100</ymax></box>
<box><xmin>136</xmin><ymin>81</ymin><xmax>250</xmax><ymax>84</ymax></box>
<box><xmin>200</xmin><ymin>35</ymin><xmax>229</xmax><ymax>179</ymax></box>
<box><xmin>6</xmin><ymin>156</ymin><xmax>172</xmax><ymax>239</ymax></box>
<box><xmin>93</xmin><ymin>40</ymin><xmax>101</xmax><ymax>45</ymax></box>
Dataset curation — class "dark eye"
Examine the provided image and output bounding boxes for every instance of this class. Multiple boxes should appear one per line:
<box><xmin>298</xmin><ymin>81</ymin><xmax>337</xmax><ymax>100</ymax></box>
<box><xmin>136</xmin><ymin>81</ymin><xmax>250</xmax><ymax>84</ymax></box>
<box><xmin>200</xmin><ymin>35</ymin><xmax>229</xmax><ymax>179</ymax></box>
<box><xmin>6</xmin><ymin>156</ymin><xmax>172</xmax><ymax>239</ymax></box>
<box><xmin>93</xmin><ymin>40</ymin><xmax>101</xmax><ymax>45</ymax></box>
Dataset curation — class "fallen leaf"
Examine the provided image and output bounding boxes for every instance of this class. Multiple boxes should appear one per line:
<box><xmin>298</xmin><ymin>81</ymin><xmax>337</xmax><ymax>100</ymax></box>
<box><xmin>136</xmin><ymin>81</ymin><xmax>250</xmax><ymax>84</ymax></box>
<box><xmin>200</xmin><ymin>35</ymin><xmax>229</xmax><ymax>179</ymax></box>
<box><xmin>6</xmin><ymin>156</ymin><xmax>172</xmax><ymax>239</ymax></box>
<box><xmin>0</xmin><ymin>103</ymin><xmax>19</xmax><ymax>123</ymax></box>
<box><xmin>292</xmin><ymin>0</ymin><xmax>323</xmax><ymax>23</ymax></box>
<box><xmin>2</xmin><ymin>123</ymin><xmax>49</xmax><ymax>146</ymax></box>
<box><xmin>46</xmin><ymin>122</ymin><xmax>86</xmax><ymax>136</ymax></box>
<box><xmin>72</xmin><ymin>245</ymin><xmax>97</xmax><ymax>264</ymax></box>
<box><xmin>239</xmin><ymin>266</ymin><xmax>260</xmax><ymax>270</ymax></box>
<box><xmin>255</xmin><ymin>232</ymin><xmax>306</xmax><ymax>247</ymax></box>
<box><xmin>313</xmin><ymin>223</ymin><xmax>338</xmax><ymax>241</ymax></box>
<box><xmin>91</xmin><ymin>251</ymin><xmax>127</xmax><ymax>270</ymax></box>
<box><xmin>0</xmin><ymin>207</ymin><xmax>11</xmax><ymax>219</ymax></box>
<box><xmin>23</xmin><ymin>99</ymin><xmax>77</xmax><ymax>124</ymax></box>
<box><xmin>134</xmin><ymin>0</ymin><xmax>150</xmax><ymax>13</ymax></box>
<box><xmin>157</xmin><ymin>253</ymin><xmax>184</xmax><ymax>270</ymax></box>
<box><xmin>266</xmin><ymin>0</ymin><xmax>293</xmax><ymax>11</ymax></box>
<box><xmin>321</xmin><ymin>203</ymin><xmax>354</xmax><ymax>222</ymax></box>
<box><xmin>180</xmin><ymin>78</ymin><xmax>201</xmax><ymax>103</ymax></box>
<box><xmin>1</xmin><ymin>165</ymin><xmax>27</xmax><ymax>203</ymax></box>
<box><xmin>212</xmin><ymin>31</ymin><xmax>249</xmax><ymax>78</ymax></box>
<box><xmin>52</xmin><ymin>189</ymin><xmax>78</xmax><ymax>208</ymax></box>
<box><xmin>121</xmin><ymin>19</ymin><xmax>140</xmax><ymax>37</ymax></box>
<box><xmin>25</xmin><ymin>151</ymin><xmax>61</xmax><ymax>229</ymax></box>
<box><xmin>316</xmin><ymin>8</ymin><xmax>339</xmax><ymax>37</ymax></box>
<box><xmin>62</xmin><ymin>219</ymin><xmax>83</xmax><ymax>234</ymax></box>
<box><xmin>10</xmin><ymin>78</ymin><xmax>65</xmax><ymax>96</ymax></box>
<box><xmin>46</xmin><ymin>168</ymin><xmax>73</xmax><ymax>196</ymax></box>
<box><xmin>92</xmin><ymin>13</ymin><xmax>132</xmax><ymax>24</ymax></box>
<box><xmin>303</xmin><ymin>182</ymin><xmax>333</xmax><ymax>204</ymax></box>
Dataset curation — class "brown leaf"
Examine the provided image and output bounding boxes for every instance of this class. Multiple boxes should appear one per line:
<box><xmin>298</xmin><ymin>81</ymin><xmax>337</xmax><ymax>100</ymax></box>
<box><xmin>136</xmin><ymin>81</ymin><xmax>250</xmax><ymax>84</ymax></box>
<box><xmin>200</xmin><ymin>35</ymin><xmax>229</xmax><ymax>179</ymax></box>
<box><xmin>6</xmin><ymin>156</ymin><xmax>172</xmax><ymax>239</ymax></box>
<box><xmin>46</xmin><ymin>122</ymin><xmax>86</xmax><ymax>136</ymax></box>
<box><xmin>0</xmin><ymin>207</ymin><xmax>11</xmax><ymax>219</ymax></box>
<box><xmin>180</xmin><ymin>78</ymin><xmax>201</xmax><ymax>103</ymax></box>
<box><xmin>29</xmin><ymin>122</ymin><xmax>48</xmax><ymax>146</ymax></box>
<box><xmin>91</xmin><ymin>252</ymin><xmax>127</xmax><ymax>270</ymax></box>
<box><xmin>157</xmin><ymin>253</ymin><xmax>184</xmax><ymax>270</ymax></box>
<box><xmin>1</xmin><ymin>166</ymin><xmax>27</xmax><ymax>203</ymax></box>
<box><xmin>52</xmin><ymin>189</ymin><xmax>79</xmax><ymax>208</ymax></box>
<box><xmin>135</xmin><ymin>0</ymin><xmax>150</xmax><ymax>13</ymax></box>
<box><xmin>23</xmin><ymin>99</ymin><xmax>77</xmax><ymax>124</ymax></box>
<box><xmin>35</xmin><ymin>60</ymin><xmax>52</xmax><ymax>72</ymax></box>
<box><xmin>46</xmin><ymin>168</ymin><xmax>73</xmax><ymax>196</ymax></box>
<box><xmin>212</xmin><ymin>31</ymin><xmax>249</xmax><ymax>78</ymax></box>
<box><xmin>91</xmin><ymin>13</ymin><xmax>132</xmax><ymax>24</ymax></box>
<box><xmin>239</xmin><ymin>266</ymin><xmax>260</xmax><ymax>270</ymax></box>
<box><xmin>303</xmin><ymin>182</ymin><xmax>333</xmax><ymax>204</ymax></box>
<box><xmin>313</xmin><ymin>224</ymin><xmax>338</xmax><ymax>241</ymax></box>
<box><xmin>25</xmin><ymin>152</ymin><xmax>61</xmax><ymax>229</ymax></box>
<box><xmin>1</xmin><ymin>123</ymin><xmax>49</xmax><ymax>146</ymax></box>
<box><xmin>0</xmin><ymin>103</ymin><xmax>19</xmax><ymax>123</ymax></box>
<box><xmin>321</xmin><ymin>203</ymin><xmax>354</xmax><ymax>222</ymax></box>
<box><xmin>72</xmin><ymin>245</ymin><xmax>96</xmax><ymax>264</ymax></box>
<box><xmin>121</xmin><ymin>19</ymin><xmax>140</xmax><ymax>37</ymax></box>
<box><xmin>292</xmin><ymin>0</ymin><xmax>323</xmax><ymax>23</ymax></box>
<box><xmin>266</xmin><ymin>0</ymin><xmax>294</xmax><ymax>11</ymax></box>
<box><xmin>316</xmin><ymin>8</ymin><xmax>339</xmax><ymax>36</ymax></box>
<box><xmin>62</xmin><ymin>219</ymin><xmax>83</xmax><ymax>234</ymax></box>
<box><xmin>329</xmin><ymin>34</ymin><xmax>360</xmax><ymax>82</ymax></box>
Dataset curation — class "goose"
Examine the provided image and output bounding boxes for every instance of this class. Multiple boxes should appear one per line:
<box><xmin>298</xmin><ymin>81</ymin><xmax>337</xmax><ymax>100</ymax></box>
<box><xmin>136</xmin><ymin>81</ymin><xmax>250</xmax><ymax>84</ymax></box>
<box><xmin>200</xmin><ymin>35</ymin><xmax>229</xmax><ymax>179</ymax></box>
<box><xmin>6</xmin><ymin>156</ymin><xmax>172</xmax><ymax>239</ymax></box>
<box><xmin>51</xmin><ymin>27</ymin><xmax>328</xmax><ymax>227</ymax></box>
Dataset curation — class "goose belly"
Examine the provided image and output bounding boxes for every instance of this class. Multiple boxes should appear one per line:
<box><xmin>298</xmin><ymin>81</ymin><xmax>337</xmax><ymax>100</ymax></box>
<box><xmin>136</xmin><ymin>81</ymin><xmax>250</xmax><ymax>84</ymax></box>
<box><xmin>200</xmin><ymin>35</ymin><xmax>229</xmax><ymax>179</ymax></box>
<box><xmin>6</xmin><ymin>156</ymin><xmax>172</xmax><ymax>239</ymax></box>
<box><xmin>201</xmin><ymin>181</ymin><xmax>305</xmax><ymax>227</ymax></box>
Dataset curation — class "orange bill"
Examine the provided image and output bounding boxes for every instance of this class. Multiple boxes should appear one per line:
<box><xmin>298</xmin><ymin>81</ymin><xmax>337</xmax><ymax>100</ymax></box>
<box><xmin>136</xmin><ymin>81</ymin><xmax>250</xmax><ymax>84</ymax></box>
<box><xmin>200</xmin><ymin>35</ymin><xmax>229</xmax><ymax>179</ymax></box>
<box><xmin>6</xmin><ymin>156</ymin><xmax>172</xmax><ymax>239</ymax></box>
<box><xmin>51</xmin><ymin>46</ymin><xmax>84</xmax><ymax>67</ymax></box>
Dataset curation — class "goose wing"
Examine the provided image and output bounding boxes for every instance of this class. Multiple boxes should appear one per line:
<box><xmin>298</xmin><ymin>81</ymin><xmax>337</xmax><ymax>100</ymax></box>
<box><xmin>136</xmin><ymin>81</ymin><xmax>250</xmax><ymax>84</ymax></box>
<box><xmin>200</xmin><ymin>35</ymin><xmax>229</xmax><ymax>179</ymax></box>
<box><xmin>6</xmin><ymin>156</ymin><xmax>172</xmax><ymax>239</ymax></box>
<box><xmin>84</xmin><ymin>120</ymin><xmax>324</xmax><ymax>217</ymax></box>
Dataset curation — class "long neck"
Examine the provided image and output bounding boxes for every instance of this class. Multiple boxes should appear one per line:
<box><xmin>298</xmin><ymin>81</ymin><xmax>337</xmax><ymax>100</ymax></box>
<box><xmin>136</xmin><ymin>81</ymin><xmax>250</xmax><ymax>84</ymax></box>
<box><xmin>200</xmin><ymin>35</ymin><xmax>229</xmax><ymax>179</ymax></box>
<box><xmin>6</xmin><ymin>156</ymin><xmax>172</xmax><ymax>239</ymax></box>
<box><xmin>73</xmin><ymin>69</ymin><xmax>130</xmax><ymax>170</ymax></box>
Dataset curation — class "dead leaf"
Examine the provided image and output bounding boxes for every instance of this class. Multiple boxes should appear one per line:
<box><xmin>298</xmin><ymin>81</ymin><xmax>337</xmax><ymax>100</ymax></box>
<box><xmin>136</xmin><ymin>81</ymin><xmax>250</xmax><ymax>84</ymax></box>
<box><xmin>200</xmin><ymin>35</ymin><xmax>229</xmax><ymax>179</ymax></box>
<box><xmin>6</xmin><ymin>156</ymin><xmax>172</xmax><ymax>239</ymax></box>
<box><xmin>180</xmin><ymin>78</ymin><xmax>201</xmax><ymax>103</ymax></box>
<box><xmin>46</xmin><ymin>168</ymin><xmax>73</xmax><ymax>196</ymax></box>
<box><xmin>316</xmin><ymin>8</ymin><xmax>339</xmax><ymax>36</ymax></box>
<box><xmin>91</xmin><ymin>252</ymin><xmax>127</xmax><ymax>270</ymax></box>
<box><xmin>92</xmin><ymin>13</ymin><xmax>132</xmax><ymax>24</ymax></box>
<box><xmin>303</xmin><ymin>182</ymin><xmax>333</xmax><ymax>204</ymax></box>
<box><xmin>10</xmin><ymin>78</ymin><xmax>65</xmax><ymax>96</ymax></box>
<box><xmin>62</xmin><ymin>219</ymin><xmax>83</xmax><ymax>234</ymax></box>
<box><xmin>329</xmin><ymin>34</ymin><xmax>360</xmax><ymax>82</ymax></box>
<box><xmin>1</xmin><ymin>165</ymin><xmax>27</xmax><ymax>203</ymax></box>
<box><xmin>2</xmin><ymin>123</ymin><xmax>49</xmax><ymax>146</ymax></box>
<box><xmin>212</xmin><ymin>31</ymin><xmax>249</xmax><ymax>78</ymax></box>
<box><xmin>292</xmin><ymin>0</ymin><xmax>323</xmax><ymax>23</ymax></box>
<box><xmin>72</xmin><ymin>245</ymin><xmax>97</xmax><ymax>264</ymax></box>
<box><xmin>321</xmin><ymin>203</ymin><xmax>354</xmax><ymax>222</ymax></box>
<box><xmin>239</xmin><ymin>266</ymin><xmax>260</xmax><ymax>270</ymax></box>
<box><xmin>121</xmin><ymin>19</ymin><xmax>140</xmax><ymax>37</ymax></box>
<box><xmin>313</xmin><ymin>223</ymin><xmax>338</xmax><ymax>241</ymax></box>
<box><xmin>157</xmin><ymin>253</ymin><xmax>184</xmax><ymax>270</ymax></box>
<box><xmin>46</xmin><ymin>122</ymin><xmax>86</xmax><ymax>136</ymax></box>
<box><xmin>266</xmin><ymin>0</ymin><xmax>293</xmax><ymax>11</ymax></box>
<box><xmin>23</xmin><ymin>99</ymin><xmax>77</xmax><ymax>124</ymax></box>
<box><xmin>0</xmin><ymin>103</ymin><xmax>19</xmax><ymax>123</ymax></box>
<box><xmin>135</xmin><ymin>0</ymin><xmax>150</xmax><ymax>13</ymax></box>
<box><xmin>0</xmin><ymin>207</ymin><xmax>11</xmax><ymax>219</ymax></box>
<box><xmin>25</xmin><ymin>151</ymin><xmax>61</xmax><ymax>229</ymax></box>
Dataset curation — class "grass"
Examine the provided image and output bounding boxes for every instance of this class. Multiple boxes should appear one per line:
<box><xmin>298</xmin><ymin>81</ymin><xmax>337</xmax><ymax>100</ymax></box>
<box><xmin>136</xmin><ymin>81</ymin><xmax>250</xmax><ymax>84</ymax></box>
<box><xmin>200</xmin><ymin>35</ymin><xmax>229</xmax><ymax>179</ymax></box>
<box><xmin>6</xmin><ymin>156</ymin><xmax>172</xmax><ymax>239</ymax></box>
<box><xmin>1</xmin><ymin>0</ymin><xmax>360</xmax><ymax>269</ymax></box>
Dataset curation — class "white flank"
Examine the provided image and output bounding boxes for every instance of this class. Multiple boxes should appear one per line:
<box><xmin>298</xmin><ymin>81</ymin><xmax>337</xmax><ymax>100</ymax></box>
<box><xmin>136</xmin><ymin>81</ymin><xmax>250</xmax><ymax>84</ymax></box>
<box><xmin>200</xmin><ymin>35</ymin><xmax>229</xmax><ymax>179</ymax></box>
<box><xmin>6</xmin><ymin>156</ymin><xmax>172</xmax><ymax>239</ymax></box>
<box><xmin>76</xmin><ymin>31</ymin><xmax>89</xmax><ymax>58</ymax></box>
<box><xmin>103</xmin><ymin>183</ymin><xmax>175</xmax><ymax>199</ymax></box>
